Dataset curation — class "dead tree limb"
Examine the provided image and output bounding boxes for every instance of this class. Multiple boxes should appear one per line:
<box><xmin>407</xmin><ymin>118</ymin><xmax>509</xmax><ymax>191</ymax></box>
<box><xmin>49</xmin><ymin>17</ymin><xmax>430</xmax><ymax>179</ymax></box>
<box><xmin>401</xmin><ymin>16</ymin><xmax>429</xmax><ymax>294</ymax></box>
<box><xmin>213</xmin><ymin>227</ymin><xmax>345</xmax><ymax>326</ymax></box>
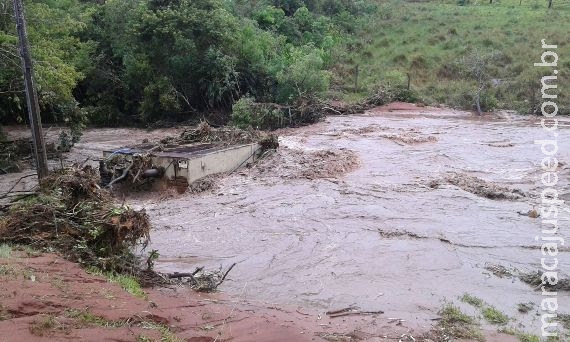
<box><xmin>106</xmin><ymin>162</ymin><xmax>133</xmax><ymax>188</ymax></box>
<box><xmin>216</xmin><ymin>263</ymin><xmax>237</xmax><ymax>287</ymax></box>
<box><xmin>167</xmin><ymin>267</ymin><xmax>204</xmax><ymax>279</ymax></box>
<box><xmin>0</xmin><ymin>173</ymin><xmax>37</xmax><ymax>199</ymax></box>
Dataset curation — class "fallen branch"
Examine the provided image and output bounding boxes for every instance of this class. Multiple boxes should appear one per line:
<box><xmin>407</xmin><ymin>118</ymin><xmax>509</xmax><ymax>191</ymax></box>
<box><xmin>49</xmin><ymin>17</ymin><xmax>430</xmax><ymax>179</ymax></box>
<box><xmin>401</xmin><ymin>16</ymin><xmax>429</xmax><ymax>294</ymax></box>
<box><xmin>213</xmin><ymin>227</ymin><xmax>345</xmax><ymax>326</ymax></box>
<box><xmin>216</xmin><ymin>263</ymin><xmax>237</xmax><ymax>287</ymax></box>
<box><xmin>106</xmin><ymin>162</ymin><xmax>133</xmax><ymax>188</ymax></box>
<box><xmin>0</xmin><ymin>173</ymin><xmax>37</xmax><ymax>199</ymax></box>
<box><xmin>326</xmin><ymin>307</ymin><xmax>384</xmax><ymax>318</ymax></box>
<box><xmin>166</xmin><ymin>263</ymin><xmax>236</xmax><ymax>292</ymax></box>
<box><xmin>131</xmin><ymin>167</ymin><xmax>143</xmax><ymax>184</ymax></box>
<box><xmin>167</xmin><ymin>267</ymin><xmax>204</xmax><ymax>279</ymax></box>
<box><xmin>322</xmin><ymin>106</ymin><xmax>342</xmax><ymax>115</ymax></box>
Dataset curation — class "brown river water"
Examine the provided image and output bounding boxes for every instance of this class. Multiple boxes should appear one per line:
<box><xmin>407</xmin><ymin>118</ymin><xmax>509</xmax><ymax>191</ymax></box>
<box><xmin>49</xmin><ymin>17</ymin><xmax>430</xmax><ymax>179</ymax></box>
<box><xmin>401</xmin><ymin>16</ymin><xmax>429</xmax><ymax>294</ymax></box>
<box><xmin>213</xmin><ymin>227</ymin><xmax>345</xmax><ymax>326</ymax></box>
<box><xmin>3</xmin><ymin>105</ymin><xmax>568</xmax><ymax>337</ymax></box>
<box><xmin>141</xmin><ymin>106</ymin><xmax>570</xmax><ymax>335</ymax></box>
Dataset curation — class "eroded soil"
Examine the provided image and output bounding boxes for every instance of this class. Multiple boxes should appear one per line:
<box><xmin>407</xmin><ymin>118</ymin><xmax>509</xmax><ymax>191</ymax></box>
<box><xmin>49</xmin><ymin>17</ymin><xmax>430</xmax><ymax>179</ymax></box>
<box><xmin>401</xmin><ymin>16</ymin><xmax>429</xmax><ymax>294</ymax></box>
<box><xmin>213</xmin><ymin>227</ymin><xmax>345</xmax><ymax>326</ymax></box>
<box><xmin>2</xmin><ymin>251</ymin><xmax>399</xmax><ymax>341</ymax></box>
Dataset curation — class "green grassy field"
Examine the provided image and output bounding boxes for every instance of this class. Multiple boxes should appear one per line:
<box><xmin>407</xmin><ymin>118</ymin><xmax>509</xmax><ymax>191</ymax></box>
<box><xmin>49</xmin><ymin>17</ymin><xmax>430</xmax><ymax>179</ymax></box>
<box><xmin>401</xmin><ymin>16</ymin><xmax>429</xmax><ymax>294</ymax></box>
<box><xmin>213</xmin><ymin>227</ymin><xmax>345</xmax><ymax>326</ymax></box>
<box><xmin>334</xmin><ymin>0</ymin><xmax>570</xmax><ymax>113</ymax></box>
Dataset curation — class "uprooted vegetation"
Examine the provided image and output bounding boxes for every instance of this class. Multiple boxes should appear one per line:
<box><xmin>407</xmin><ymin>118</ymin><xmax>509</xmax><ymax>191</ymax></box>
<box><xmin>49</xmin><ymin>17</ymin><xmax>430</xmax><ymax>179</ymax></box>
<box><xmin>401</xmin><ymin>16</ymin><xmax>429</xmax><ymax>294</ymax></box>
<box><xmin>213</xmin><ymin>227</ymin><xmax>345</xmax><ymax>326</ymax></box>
<box><xmin>0</xmin><ymin>167</ymin><xmax>237</xmax><ymax>292</ymax></box>
<box><xmin>0</xmin><ymin>139</ymin><xmax>32</xmax><ymax>174</ymax></box>
<box><xmin>170</xmin><ymin>122</ymin><xmax>277</xmax><ymax>147</ymax></box>
<box><xmin>340</xmin><ymin>125</ymin><xmax>438</xmax><ymax>145</ymax></box>
<box><xmin>0</xmin><ymin>167</ymin><xmax>150</xmax><ymax>277</ymax></box>
<box><xmin>101</xmin><ymin>154</ymin><xmax>157</xmax><ymax>190</ymax></box>
<box><xmin>379</xmin><ymin>132</ymin><xmax>437</xmax><ymax>145</ymax></box>
<box><xmin>0</xmin><ymin>128</ymin><xmax>82</xmax><ymax>175</ymax></box>
<box><xmin>485</xmin><ymin>263</ymin><xmax>570</xmax><ymax>292</ymax></box>
<box><xmin>188</xmin><ymin>175</ymin><xmax>219</xmax><ymax>194</ymax></box>
<box><xmin>0</xmin><ymin>138</ymin><xmax>60</xmax><ymax>174</ymax></box>
<box><xmin>519</xmin><ymin>270</ymin><xmax>570</xmax><ymax>292</ymax></box>
<box><xmin>323</xmin><ymin>85</ymin><xmax>421</xmax><ymax>116</ymax></box>
<box><xmin>429</xmin><ymin>172</ymin><xmax>526</xmax><ymax>200</ymax></box>
<box><xmin>251</xmin><ymin>147</ymin><xmax>360</xmax><ymax>180</ymax></box>
<box><xmin>231</xmin><ymin>96</ymin><xmax>328</xmax><ymax>130</ymax></box>
<box><xmin>421</xmin><ymin>305</ymin><xmax>483</xmax><ymax>342</ymax></box>
<box><xmin>167</xmin><ymin>264</ymin><xmax>237</xmax><ymax>293</ymax></box>
<box><xmin>231</xmin><ymin>85</ymin><xmax>421</xmax><ymax>130</ymax></box>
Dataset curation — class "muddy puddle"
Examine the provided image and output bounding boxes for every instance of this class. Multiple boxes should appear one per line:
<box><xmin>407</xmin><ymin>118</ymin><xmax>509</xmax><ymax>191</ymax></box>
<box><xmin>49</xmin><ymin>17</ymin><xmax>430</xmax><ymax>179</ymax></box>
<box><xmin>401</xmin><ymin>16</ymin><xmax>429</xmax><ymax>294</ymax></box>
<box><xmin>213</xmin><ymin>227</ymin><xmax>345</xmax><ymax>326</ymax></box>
<box><xmin>141</xmin><ymin>106</ymin><xmax>569</xmax><ymax>335</ymax></box>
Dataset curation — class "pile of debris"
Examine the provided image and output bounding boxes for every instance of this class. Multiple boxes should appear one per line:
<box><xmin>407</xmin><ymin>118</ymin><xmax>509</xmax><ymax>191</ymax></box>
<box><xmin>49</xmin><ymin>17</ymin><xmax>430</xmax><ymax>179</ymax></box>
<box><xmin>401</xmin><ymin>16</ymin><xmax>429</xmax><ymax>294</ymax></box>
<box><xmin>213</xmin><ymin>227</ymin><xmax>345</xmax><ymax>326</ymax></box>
<box><xmin>519</xmin><ymin>269</ymin><xmax>570</xmax><ymax>292</ymax></box>
<box><xmin>164</xmin><ymin>121</ymin><xmax>278</xmax><ymax>148</ymax></box>
<box><xmin>100</xmin><ymin>153</ymin><xmax>160</xmax><ymax>190</ymax></box>
<box><xmin>0</xmin><ymin>127</ymin><xmax>79</xmax><ymax>175</ymax></box>
<box><xmin>0</xmin><ymin>167</ymin><xmax>151</xmax><ymax>274</ymax></box>
<box><xmin>485</xmin><ymin>263</ymin><xmax>570</xmax><ymax>292</ymax></box>
<box><xmin>322</xmin><ymin>85</ymin><xmax>419</xmax><ymax>116</ymax></box>
<box><xmin>379</xmin><ymin>132</ymin><xmax>438</xmax><ymax>145</ymax></box>
<box><xmin>167</xmin><ymin>263</ymin><xmax>237</xmax><ymax>293</ymax></box>
<box><xmin>429</xmin><ymin>172</ymin><xmax>526</xmax><ymax>200</ymax></box>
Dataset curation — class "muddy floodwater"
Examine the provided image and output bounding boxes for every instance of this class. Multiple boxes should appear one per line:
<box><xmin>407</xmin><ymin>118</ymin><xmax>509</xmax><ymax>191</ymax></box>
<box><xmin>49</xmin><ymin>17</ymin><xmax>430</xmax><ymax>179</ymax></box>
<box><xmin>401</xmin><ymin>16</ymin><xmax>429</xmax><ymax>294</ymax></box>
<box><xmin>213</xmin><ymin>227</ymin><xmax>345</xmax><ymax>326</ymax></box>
<box><xmin>140</xmin><ymin>106</ymin><xmax>570</xmax><ymax>335</ymax></box>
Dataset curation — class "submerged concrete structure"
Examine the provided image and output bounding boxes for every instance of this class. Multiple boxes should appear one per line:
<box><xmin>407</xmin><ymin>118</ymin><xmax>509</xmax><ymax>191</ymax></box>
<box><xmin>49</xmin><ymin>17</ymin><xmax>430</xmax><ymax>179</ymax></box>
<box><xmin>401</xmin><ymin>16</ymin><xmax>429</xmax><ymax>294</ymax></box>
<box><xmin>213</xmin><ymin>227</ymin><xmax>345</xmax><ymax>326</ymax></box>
<box><xmin>103</xmin><ymin>143</ymin><xmax>261</xmax><ymax>188</ymax></box>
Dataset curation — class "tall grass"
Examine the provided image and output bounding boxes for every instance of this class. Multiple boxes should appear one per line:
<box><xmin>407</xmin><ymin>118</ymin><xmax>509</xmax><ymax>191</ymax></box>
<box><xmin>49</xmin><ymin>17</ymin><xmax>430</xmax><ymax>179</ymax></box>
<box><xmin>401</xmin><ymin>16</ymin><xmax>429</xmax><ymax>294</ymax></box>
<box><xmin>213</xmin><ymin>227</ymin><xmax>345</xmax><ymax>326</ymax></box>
<box><xmin>337</xmin><ymin>0</ymin><xmax>570</xmax><ymax>113</ymax></box>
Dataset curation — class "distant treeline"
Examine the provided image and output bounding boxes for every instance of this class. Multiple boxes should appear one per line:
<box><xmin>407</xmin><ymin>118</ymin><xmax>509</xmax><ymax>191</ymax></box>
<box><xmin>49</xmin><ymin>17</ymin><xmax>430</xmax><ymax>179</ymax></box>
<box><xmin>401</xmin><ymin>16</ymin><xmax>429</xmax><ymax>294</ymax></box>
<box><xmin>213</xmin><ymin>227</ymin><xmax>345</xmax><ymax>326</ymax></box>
<box><xmin>0</xmin><ymin>0</ymin><xmax>376</xmax><ymax>127</ymax></box>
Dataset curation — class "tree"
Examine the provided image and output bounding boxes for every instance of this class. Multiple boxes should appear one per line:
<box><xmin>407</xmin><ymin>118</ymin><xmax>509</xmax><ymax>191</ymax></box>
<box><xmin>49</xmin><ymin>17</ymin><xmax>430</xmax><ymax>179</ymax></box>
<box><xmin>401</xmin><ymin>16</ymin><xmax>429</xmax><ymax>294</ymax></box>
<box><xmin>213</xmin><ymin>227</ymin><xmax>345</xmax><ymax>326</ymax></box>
<box><xmin>1</xmin><ymin>0</ymin><xmax>365</xmax><ymax>126</ymax></box>
<box><xmin>276</xmin><ymin>45</ymin><xmax>330</xmax><ymax>103</ymax></box>
<box><xmin>458</xmin><ymin>49</ymin><xmax>499</xmax><ymax>115</ymax></box>
<box><xmin>0</xmin><ymin>0</ymin><xmax>89</xmax><ymax>125</ymax></box>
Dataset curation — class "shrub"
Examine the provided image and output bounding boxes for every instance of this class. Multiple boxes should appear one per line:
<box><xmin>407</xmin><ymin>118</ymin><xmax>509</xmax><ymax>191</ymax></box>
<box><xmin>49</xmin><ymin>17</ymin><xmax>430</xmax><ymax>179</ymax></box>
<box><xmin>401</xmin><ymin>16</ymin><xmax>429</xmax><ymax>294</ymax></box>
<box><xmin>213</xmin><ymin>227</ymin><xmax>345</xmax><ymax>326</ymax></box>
<box><xmin>231</xmin><ymin>96</ymin><xmax>256</xmax><ymax>129</ymax></box>
<box><xmin>366</xmin><ymin>82</ymin><xmax>419</xmax><ymax>105</ymax></box>
<box><xmin>390</xmin><ymin>85</ymin><xmax>419</xmax><ymax>103</ymax></box>
<box><xmin>231</xmin><ymin>96</ymin><xmax>325</xmax><ymax>130</ymax></box>
<box><xmin>276</xmin><ymin>46</ymin><xmax>331</xmax><ymax>103</ymax></box>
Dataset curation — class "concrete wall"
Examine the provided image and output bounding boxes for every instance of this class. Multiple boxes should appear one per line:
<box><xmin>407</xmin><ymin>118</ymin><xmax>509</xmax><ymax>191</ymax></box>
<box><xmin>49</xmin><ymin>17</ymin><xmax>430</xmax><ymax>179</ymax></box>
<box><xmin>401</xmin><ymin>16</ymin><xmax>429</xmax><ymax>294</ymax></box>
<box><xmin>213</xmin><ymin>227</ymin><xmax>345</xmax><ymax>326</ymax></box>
<box><xmin>185</xmin><ymin>143</ymin><xmax>260</xmax><ymax>183</ymax></box>
<box><xmin>160</xmin><ymin>143</ymin><xmax>260</xmax><ymax>183</ymax></box>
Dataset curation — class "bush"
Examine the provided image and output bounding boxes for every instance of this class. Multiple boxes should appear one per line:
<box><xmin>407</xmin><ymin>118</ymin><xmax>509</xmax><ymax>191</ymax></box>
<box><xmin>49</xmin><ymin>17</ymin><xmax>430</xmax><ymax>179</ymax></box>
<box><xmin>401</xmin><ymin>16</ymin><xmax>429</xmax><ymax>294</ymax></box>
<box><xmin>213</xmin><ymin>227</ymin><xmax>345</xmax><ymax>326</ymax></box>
<box><xmin>365</xmin><ymin>83</ymin><xmax>419</xmax><ymax>105</ymax></box>
<box><xmin>479</xmin><ymin>92</ymin><xmax>498</xmax><ymax>112</ymax></box>
<box><xmin>450</xmin><ymin>85</ymin><xmax>497</xmax><ymax>112</ymax></box>
<box><xmin>231</xmin><ymin>96</ymin><xmax>257</xmax><ymax>129</ymax></box>
<box><xmin>276</xmin><ymin>46</ymin><xmax>331</xmax><ymax>103</ymax></box>
<box><xmin>390</xmin><ymin>85</ymin><xmax>419</xmax><ymax>103</ymax></box>
<box><xmin>231</xmin><ymin>97</ymin><xmax>290</xmax><ymax>129</ymax></box>
<box><xmin>231</xmin><ymin>95</ymin><xmax>325</xmax><ymax>130</ymax></box>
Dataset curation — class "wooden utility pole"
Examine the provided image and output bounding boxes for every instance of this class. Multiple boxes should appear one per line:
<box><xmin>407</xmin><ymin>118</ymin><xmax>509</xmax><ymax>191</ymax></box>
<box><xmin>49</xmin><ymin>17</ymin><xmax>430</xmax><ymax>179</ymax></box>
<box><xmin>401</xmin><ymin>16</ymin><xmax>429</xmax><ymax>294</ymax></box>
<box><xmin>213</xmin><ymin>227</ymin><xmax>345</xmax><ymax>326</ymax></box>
<box><xmin>13</xmin><ymin>0</ymin><xmax>49</xmax><ymax>180</ymax></box>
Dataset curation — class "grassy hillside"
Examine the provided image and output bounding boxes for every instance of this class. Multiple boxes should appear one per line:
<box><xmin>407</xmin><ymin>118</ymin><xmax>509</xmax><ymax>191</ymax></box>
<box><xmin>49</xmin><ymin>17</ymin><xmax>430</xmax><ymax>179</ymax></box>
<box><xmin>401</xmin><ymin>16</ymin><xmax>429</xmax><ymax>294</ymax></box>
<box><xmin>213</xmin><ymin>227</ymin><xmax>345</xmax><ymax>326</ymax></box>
<box><xmin>334</xmin><ymin>0</ymin><xmax>570</xmax><ymax>114</ymax></box>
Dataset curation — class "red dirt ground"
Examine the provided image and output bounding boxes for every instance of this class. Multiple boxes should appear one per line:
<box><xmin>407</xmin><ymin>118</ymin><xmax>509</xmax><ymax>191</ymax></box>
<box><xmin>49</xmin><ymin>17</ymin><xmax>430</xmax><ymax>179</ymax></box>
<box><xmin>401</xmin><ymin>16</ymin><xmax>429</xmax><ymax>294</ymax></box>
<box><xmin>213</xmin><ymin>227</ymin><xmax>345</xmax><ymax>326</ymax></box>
<box><xmin>0</xmin><ymin>251</ymin><xmax>419</xmax><ymax>342</ymax></box>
